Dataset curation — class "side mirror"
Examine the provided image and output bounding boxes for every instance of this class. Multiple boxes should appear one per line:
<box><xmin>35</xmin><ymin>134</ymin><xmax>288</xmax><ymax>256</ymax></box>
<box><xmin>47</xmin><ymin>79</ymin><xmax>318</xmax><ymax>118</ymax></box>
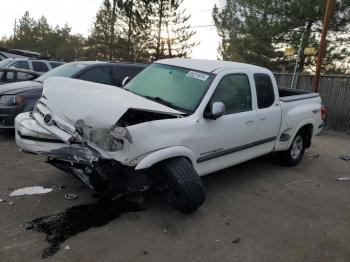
<box><xmin>205</xmin><ymin>101</ymin><xmax>226</xmax><ymax>119</ymax></box>
<box><xmin>122</xmin><ymin>76</ymin><xmax>130</xmax><ymax>87</ymax></box>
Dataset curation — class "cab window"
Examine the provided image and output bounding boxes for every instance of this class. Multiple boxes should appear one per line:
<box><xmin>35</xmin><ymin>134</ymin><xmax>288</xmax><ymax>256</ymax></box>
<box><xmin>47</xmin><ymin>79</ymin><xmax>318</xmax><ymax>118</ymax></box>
<box><xmin>210</xmin><ymin>74</ymin><xmax>252</xmax><ymax>115</ymax></box>
<box><xmin>254</xmin><ymin>74</ymin><xmax>275</xmax><ymax>109</ymax></box>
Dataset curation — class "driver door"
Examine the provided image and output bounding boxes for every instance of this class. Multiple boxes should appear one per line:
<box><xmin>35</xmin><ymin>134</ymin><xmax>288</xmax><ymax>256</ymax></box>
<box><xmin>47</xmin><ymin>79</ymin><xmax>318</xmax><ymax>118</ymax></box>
<box><xmin>196</xmin><ymin>72</ymin><xmax>258</xmax><ymax>175</ymax></box>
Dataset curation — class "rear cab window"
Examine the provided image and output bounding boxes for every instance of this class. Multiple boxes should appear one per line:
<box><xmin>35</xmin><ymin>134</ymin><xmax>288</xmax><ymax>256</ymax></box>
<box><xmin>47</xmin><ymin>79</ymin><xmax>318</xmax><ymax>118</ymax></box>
<box><xmin>32</xmin><ymin>61</ymin><xmax>49</xmax><ymax>72</ymax></box>
<box><xmin>254</xmin><ymin>73</ymin><xmax>275</xmax><ymax>108</ymax></box>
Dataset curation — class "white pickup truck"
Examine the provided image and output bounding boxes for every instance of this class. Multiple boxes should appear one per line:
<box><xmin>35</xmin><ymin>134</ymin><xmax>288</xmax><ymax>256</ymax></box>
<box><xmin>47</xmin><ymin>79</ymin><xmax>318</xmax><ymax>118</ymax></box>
<box><xmin>15</xmin><ymin>59</ymin><xmax>326</xmax><ymax>213</ymax></box>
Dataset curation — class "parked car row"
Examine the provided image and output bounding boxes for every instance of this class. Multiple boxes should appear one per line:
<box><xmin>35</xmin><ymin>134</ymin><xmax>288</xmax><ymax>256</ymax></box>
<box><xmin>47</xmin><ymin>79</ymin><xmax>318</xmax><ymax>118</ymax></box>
<box><xmin>0</xmin><ymin>58</ymin><xmax>63</xmax><ymax>74</ymax></box>
<box><xmin>0</xmin><ymin>61</ymin><xmax>147</xmax><ymax>128</ymax></box>
<box><xmin>12</xmin><ymin>58</ymin><xmax>326</xmax><ymax>214</ymax></box>
<box><xmin>0</xmin><ymin>67</ymin><xmax>41</xmax><ymax>85</ymax></box>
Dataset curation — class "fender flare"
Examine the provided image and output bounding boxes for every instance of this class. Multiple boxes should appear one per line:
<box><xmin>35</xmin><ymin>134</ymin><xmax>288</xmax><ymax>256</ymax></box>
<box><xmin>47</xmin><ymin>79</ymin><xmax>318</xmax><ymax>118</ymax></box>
<box><xmin>135</xmin><ymin>146</ymin><xmax>196</xmax><ymax>170</ymax></box>
<box><xmin>286</xmin><ymin>118</ymin><xmax>315</xmax><ymax>148</ymax></box>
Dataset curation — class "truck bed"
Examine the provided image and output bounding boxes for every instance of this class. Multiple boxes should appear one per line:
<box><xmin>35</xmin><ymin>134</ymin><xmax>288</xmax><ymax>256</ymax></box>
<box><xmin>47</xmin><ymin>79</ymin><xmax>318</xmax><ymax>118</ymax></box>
<box><xmin>278</xmin><ymin>87</ymin><xmax>319</xmax><ymax>102</ymax></box>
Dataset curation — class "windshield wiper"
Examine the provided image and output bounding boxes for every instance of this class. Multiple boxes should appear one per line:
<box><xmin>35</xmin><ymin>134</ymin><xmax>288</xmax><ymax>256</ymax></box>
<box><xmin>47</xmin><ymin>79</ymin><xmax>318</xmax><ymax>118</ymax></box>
<box><xmin>145</xmin><ymin>96</ymin><xmax>176</xmax><ymax>108</ymax></box>
<box><xmin>35</xmin><ymin>80</ymin><xmax>43</xmax><ymax>84</ymax></box>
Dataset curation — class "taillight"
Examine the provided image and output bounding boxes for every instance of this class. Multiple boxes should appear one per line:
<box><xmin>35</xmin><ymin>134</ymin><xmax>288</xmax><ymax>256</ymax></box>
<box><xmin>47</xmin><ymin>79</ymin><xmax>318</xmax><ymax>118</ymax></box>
<box><xmin>321</xmin><ymin>105</ymin><xmax>326</xmax><ymax>121</ymax></box>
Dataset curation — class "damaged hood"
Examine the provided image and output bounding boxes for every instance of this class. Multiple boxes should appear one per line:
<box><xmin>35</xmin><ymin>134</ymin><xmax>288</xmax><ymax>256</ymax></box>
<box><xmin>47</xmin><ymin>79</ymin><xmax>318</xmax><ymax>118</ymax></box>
<box><xmin>41</xmin><ymin>77</ymin><xmax>183</xmax><ymax>128</ymax></box>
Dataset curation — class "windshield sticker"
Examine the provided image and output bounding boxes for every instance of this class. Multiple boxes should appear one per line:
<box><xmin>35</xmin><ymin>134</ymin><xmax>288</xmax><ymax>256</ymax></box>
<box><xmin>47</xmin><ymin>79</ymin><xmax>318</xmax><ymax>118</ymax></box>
<box><xmin>186</xmin><ymin>71</ymin><xmax>209</xmax><ymax>81</ymax></box>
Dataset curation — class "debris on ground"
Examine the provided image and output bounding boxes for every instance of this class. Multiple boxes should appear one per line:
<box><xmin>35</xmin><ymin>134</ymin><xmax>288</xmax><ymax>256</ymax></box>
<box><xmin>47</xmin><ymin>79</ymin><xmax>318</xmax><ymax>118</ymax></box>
<box><xmin>339</xmin><ymin>155</ymin><xmax>350</xmax><ymax>161</ymax></box>
<box><xmin>337</xmin><ymin>177</ymin><xmax>350</xmax><ymax>181</ymax></box>
<box><xmin>285</xmin><ymin>180</ymin><xmax>316</xmax><ymax>191</ymax></box>
<box><xmin>232</xmin><ymin>238</ymin><xmax>241</xmax><ymax>244</ymax></box>
<box><xmin>143</xmin><ymin>250</ymin><xmax>149</xmax><ymax>255</ymax></box>
<box><xmin>64</xmin><ymin>245</ymin><xmax>70</xmax><ymax>250</ymax></box>
<box><xmin>9</xmin><ymin>186</ymin><xmax>53</xmax><ymax>197</ymax></box>
<box><xmin>308</xmin><ymin>153</ymin><xmax>320</xmax><ymax>160</ymax></box>
<box><xmin>8</xmin><ymin>202</ymin><xmax>14</xmax><ymax>206</ymax></box>
<box><xmin>64</xmin><ymin>193</ymin><xmax>78</xmax><ymax>200</ymax></box>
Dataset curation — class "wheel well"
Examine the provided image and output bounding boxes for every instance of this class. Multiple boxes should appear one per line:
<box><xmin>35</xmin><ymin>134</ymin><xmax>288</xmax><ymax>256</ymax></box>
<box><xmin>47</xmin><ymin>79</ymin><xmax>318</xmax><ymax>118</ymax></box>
<box><xmin>297</xmin><ymin>124</ymin><xmax>313</xmax><ymax>148</ymax></box>
<box><xmin>155</xmin><ymin>156</ymin><xmax>193</xmax><ymax>167</ymax></box>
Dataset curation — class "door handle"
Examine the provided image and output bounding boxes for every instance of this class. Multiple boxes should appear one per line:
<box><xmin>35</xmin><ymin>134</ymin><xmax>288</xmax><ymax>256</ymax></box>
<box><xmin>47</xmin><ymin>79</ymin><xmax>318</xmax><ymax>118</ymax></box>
<box><xmin>246</xmin><ymin>120</ymin><xmax>255</xmax><ymax>125</ymax></box>
<box><xmin>260</xmin><ymin>117</ymin><xmax>267</xmax><ymax>121</ymax></box>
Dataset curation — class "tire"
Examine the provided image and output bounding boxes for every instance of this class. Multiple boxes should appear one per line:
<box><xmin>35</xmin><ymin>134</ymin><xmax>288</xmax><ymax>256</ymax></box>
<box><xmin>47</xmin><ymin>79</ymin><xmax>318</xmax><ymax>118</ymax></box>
<box><xmin>278</xmin><ymin>132</ymin><xmax>306</xmax><ymax>166</ymax></box>
<box><xmin>156</xmin><ymin>157</ymin><xmax>205</xmax><ymax>214</ymax></box>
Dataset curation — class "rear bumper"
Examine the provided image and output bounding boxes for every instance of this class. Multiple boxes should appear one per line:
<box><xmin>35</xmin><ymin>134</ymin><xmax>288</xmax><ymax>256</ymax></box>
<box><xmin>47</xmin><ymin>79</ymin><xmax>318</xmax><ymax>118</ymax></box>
<box><xmin>316</xmin><ymin>122</ymin><xmax>325</xmax><ymax>136</ymax></box>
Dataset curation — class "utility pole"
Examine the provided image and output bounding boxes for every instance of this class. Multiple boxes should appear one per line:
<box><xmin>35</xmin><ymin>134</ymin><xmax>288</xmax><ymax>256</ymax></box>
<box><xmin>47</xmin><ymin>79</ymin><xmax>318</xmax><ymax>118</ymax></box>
<box><xmin>13</xmin><ymin>19</ymin><xmax>17</xmax><ymax>39</ymax></box>
<box><xmin>290</xmin><ymin>24</ymin><xmax>307</xmax><ymax>89</ymax></box>
<box><xmin>313</xmin><ymin>0</ymin><xmax>335</xmax><ymax>93</ymax></box>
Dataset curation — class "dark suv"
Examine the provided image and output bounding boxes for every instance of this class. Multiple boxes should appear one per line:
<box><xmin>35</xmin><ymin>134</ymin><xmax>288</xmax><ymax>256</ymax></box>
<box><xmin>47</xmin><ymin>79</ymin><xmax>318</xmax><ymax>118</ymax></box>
<box><xmin>0</xmin><ymin>61</ymin><xmax>147</xmax><ymax>128</ymax></box>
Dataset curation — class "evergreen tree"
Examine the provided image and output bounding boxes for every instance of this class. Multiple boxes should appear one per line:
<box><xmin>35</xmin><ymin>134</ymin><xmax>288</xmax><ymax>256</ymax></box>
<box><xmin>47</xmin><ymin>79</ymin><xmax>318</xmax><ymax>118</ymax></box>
<box><xmin>86</xmin><ymin>0</ymin><xmax>122</xmax><ymax>60</ymax></box>
<box><xmin>117</xmin><ymin>0</ymin><xmax>152</xmax><ymax>61</ymax></box>
<box><xmin>213</xmin><ymin>0</ymin><xmax>350</xmax><ymax>73</ymax></box>
<box><xmin>148</xmin><ymin>0</ymin><xmax>198</xmax><ymax>59</ymax></box>
<box><xmin>213</xmin><ymin>0</ymin><xmax>284</xmax><ymax>70</ymax></box>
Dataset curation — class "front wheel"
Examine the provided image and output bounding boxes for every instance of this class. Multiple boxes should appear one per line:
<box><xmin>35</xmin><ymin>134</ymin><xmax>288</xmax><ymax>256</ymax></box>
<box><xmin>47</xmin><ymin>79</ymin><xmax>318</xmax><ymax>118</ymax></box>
<box><xmin>278</xmin><ymin>133</ymin><xmax>306</xmax><ymax>166</ymax></box>
<box><xmin>155</xmin><ymin>157</ymin><xmax>205</xmax><ymax>214</ymax></box>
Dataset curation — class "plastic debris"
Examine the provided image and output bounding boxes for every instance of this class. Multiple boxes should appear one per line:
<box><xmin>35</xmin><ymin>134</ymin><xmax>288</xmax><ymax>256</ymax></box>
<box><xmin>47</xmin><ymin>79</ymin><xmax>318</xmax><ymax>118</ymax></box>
<box><xmin>339</xmin><ymin>155</ymin><xmax>350</xmax><ymax>161</ymax></box>
<box><xmin>64</xmin><ymin>193</ymin><xmax>78</xmax><ymax>200</ymax></box>
<box><xmin>9</xmin><ymin>186</ymin><xmax>53</xmax><ymax>197</ymax></box>
<box><xmin>337</xmin><ymin>177</ymin><xmax>350</xmax><ymax>181</ymax></box>
<box><xmin>64</xmin><ymin>245</ymin><xmax>70</xmax><ymax>250</ymax></box>
<box><xmin>8</xmin><ymin>202</ymin><xmax>14</xmax><ymax>206</ymax></box>
<box><xmin>309</xmin><ymin>153</ymin><xmax>319</xmax><ymax>159</ymax></box>
<box><xmin>232</xmin><ymin>238</ymin><xmax>241</xmax><ymax>244</ymax></box>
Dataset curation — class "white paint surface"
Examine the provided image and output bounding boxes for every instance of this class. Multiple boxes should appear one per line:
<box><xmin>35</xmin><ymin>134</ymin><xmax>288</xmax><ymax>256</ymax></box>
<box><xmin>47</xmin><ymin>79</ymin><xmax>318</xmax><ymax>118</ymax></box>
<box><xmin>9</xmin><ymin>186</ymin><xmax>53</xmax><ymax>196</ymax></box>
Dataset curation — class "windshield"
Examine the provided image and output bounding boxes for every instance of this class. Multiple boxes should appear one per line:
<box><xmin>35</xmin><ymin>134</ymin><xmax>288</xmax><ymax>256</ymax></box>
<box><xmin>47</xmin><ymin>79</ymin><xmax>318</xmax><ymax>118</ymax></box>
<box><xmin>124</xmin><ymin>64</ymin><xmax>214</xmax><ymax>112</ymax></box>
<box><xmin>36</xmin><ymin>63</ymin><xmax>87</xmax><ymax>82</ymax></box>
<box><xmin>0</xmin><ymin>59</ymin><xmax>13</xmax><ymax>67</ymax></box>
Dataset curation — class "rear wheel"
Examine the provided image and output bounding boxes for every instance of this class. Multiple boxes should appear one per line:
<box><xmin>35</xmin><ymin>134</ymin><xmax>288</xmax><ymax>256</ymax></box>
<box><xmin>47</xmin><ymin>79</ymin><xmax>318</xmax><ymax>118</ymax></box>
<box><xmin>278</xmin><ymin>133</ymin><xmax>306</xmax><ymax>166</ymax></box>
<box><xmin>155</xmin><ymin>157</ymin><xmax>205</xmax><ymax>214</ymax></box>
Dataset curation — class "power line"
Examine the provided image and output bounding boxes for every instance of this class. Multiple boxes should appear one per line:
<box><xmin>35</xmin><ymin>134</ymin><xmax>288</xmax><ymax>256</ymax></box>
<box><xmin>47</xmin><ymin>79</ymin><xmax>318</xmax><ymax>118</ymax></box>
<box><xmin>190</xmin><ymin>24</ymin><xmax>216</xmax><ymax>28</ymax></box>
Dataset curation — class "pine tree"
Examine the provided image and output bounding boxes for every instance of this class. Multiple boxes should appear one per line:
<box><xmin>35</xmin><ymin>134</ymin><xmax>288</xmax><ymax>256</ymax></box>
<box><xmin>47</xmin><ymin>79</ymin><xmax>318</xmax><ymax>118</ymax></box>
<box><xmin>148</xmin><ymin>0</ymin><xmax>198</xmax><ymax>60</ymax></box>
<box><xmin>213</xmin><ymin>0</ymin><xmax>350</xmax><ymax>73</ymax></box>
<box><xmin>86</xmin><ymin>0</ymin><xmax>122</xmax><ymax>60</ymax></box>
<box><xmin>213</xmin><ymin>0</ymin><xmax>284</xmax><ymax>70</ymax></box>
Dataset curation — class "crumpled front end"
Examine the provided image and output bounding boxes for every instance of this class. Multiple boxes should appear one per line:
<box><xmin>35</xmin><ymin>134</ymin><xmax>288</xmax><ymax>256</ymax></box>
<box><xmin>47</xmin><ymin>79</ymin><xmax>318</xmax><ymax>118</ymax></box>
<box><xmin>15</xmin><ymin>110</ymin><xmax>152</xmax><ymax>195</ymax></box>
<box><xmin>15</xmin><ymin>77</ymin><xmax>185</xmax><ymax>194</ymax></box>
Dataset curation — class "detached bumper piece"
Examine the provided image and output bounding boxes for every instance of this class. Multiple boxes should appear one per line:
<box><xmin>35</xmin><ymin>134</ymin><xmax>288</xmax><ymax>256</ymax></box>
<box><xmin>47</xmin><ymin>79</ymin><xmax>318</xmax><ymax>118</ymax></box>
<box><xmin>47</xmin><ymin>158</ymin><xmax>152</xmax><ymax>198</ymax></box>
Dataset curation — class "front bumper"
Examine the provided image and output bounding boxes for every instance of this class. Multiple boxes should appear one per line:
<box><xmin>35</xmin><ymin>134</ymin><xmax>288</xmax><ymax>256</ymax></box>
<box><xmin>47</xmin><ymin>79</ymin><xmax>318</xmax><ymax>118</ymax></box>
<box><xmin>15</xmin><ymin>112</ymin><xmax>102</xmax><ymax>164</ymax></box>
<box><xmin>15</xmin><ymin>112</ymin><xmax>150</xmax><ymax>194</ymax></box>
<box><xmin>0</xmin><ymin>104</ymin><xmax>24</xmax><ymax>128</ymax></box>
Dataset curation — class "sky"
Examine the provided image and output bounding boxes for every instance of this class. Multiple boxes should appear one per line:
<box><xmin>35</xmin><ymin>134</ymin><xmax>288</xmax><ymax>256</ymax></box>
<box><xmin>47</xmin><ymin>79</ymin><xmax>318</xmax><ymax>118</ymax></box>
<box><xmin>0</xmin><ymin>0</ymin><xmax>226</xmax><ymax>59</ymax></box>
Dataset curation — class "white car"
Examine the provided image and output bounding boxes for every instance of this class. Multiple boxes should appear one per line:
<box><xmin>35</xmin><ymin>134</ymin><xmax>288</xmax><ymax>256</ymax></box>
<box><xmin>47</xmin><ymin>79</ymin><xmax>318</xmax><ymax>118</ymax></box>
<box><xmin>15</xmin><ymin>59</ymin><xmax>326</xmax><ymax>213</ymax></box>
<box><xmin>0</xmin><ymin>58</ymin><xmax>63</xmax><ymax>80</ymax></box>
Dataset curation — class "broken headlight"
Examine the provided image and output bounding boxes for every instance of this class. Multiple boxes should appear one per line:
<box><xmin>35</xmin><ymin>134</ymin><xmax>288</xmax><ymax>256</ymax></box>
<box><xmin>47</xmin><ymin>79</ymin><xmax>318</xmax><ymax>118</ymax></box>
<box><xmin>89</xmin><ymin>130</ymin><xmax>124</xmax><ymax>152</ymax></box>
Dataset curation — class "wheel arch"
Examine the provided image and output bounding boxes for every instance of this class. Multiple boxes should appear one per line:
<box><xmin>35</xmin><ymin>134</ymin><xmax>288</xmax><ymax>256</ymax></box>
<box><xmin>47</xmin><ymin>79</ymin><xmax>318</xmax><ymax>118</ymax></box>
<box><xmin>288</xmin><ymin>121</ymin><xmax>315</xmax><ymax>149</ymax></box>
<box><xmin>134</xmin><ymin>146</ymin><xmax>196</xmax><ymax>170</ymax></box>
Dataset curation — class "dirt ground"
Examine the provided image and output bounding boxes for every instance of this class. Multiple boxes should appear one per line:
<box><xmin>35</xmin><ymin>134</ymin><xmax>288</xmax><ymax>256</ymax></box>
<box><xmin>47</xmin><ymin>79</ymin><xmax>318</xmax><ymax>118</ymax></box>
<box><xmin>0</xmin><ymin>130</ymin><xmax>349</xmax><ymax>262</ymax></box>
